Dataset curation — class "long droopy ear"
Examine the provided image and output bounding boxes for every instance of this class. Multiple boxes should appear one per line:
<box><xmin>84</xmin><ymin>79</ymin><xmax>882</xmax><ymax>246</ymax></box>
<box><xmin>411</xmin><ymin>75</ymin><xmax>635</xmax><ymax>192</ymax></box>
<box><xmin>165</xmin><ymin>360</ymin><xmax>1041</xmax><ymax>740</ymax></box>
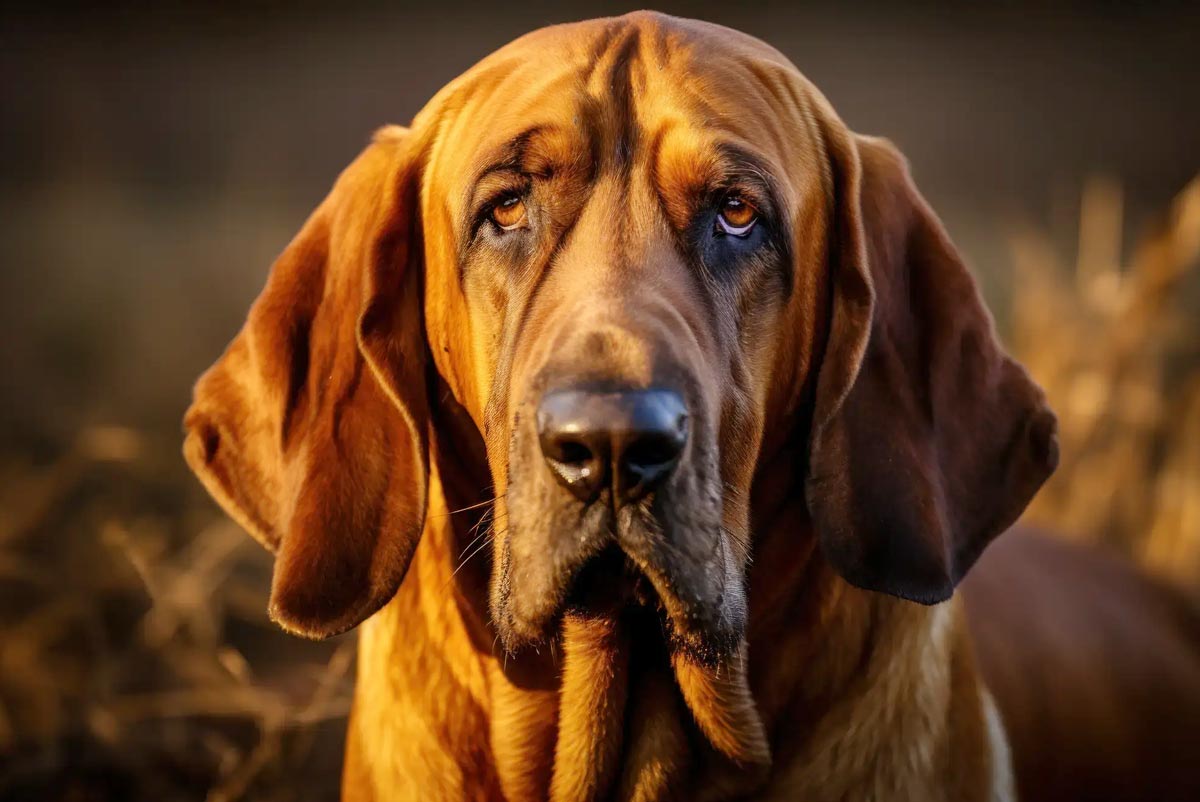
<box><xmin>183</xmin><ymin>127</ymin><xmax>429</xmax><ymax>638</ymax></box>
<box><xmin>806</xmin><ymin>112</ymin><xmax>1059</xmax><ymax>605</ymax></box>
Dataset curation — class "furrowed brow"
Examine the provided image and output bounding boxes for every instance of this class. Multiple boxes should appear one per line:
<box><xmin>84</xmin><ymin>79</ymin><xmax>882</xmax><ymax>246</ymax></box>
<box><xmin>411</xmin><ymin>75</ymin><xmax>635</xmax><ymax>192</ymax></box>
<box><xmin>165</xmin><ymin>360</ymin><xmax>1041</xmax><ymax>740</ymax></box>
<box><xmin>461</xmin><ymin>126</ymin><xmax>558</xmax><ymax>229</ymax></box>
<box><xmin>711</xmin><ymin>142</ymin><xmax>779</xmax><ymax>198</ymax></box>
<box><xmin>470</xmin><ymin>127</ymin><xmax>550</xmax><ymax>184</ymax></box>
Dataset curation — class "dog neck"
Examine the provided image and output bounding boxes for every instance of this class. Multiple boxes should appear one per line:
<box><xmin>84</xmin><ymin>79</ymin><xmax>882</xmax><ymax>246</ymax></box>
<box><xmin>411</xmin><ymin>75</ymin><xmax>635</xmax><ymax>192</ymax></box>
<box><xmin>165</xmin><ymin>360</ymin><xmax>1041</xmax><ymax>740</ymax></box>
<box><xmin>343</xmin><ymin>417</ymin><xmax>999</xmax><ymax>802</ymax></box>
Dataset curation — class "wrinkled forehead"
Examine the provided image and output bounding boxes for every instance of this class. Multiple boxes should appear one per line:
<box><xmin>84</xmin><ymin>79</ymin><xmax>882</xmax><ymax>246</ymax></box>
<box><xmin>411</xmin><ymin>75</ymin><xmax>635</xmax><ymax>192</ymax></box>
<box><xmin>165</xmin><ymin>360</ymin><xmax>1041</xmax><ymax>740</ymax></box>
<box><xmin>423</xmin><ymin>14</ymin><xmax>826</xmax><ymax>221</ymax></box>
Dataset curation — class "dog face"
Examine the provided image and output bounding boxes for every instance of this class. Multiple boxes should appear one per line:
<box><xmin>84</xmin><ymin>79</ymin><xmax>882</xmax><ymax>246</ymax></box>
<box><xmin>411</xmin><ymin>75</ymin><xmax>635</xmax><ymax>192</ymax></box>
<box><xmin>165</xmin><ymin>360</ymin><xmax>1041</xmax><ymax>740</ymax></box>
<box><xmin>421</xmin><ymin>20</ymin><xmax>832</xmax><ymax>659</ymax></box>
<box><xmin>183</xmin><ymin>14</ymin><xmax>1057</xmax><ymax>656</ymax></box>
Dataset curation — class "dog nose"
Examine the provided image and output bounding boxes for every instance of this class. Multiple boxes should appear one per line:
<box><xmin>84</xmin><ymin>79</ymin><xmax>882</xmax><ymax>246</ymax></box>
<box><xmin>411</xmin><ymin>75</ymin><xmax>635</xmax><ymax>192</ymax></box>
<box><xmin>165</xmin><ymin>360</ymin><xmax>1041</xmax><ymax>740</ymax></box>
<box><xmin>537</xmin><ymin>389</ymin><xmax>688</xmax><ymax>505</ymax></box>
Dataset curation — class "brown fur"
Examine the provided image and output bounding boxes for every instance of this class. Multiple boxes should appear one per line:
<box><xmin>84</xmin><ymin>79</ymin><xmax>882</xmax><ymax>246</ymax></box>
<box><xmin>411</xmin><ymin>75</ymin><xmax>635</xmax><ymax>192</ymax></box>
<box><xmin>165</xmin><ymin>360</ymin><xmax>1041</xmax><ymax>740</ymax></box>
<box><xmin>183</xmin><ymin>12</ymin><xmax>1199</xmax><ymax>801</ymax></box>
<box><xmin>963</xmin><ymin>529</ymin><xmax>1200</xmax><ymax>802</ymax></box>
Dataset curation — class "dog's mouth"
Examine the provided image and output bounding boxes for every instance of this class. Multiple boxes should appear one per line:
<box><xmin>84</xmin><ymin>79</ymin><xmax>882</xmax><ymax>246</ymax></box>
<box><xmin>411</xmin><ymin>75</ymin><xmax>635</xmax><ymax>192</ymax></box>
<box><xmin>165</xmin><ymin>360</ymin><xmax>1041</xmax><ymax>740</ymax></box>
<box><xmin>563</xmin><ymin>544</ymin><xmax>652</xmax><ymax>613</ymax></box>
<box><xmin>500</xmin><ymin>505</ymin><xmax>745</xmax><ymax>666</ymax></box>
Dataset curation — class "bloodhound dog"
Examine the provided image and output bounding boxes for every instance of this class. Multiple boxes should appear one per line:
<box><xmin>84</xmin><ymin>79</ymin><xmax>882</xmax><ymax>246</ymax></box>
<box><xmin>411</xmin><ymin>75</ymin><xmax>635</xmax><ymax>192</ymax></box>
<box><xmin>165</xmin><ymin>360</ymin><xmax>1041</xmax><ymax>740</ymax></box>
<box><xmin>184</xmin><ymin>12</ymin><xmax>1200</xmax><ymax>802</ymax></box>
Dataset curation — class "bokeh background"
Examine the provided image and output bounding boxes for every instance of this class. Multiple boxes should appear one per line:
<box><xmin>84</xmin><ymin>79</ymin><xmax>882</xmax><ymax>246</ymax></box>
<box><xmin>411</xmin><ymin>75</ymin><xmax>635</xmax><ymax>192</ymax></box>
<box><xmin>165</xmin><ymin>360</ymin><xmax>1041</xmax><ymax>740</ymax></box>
<box><xmin>2</xmin><ymin>1</ymin><xmax>1198</xmax><ymax>800</ymax></box>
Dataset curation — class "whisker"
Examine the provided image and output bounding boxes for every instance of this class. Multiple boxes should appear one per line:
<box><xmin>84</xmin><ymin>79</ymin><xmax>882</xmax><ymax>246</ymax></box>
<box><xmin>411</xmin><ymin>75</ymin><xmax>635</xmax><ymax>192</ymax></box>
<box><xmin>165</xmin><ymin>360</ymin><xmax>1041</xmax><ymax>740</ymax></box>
<box><xmin>428</xmin><ymin>494</ymin><xmax>505</xmax><ymax>519</ymax></box>
<box><xmin>451</xmin><ymin>536</ymin><xmax>492</xmax><ymax>579</ymax></box>
<box><xmin>470</xmin><ymin>504</ymin><xmax>496</xmax><ymax>531</ymax></box>
<box><xmin>455</xmin><ymin>530</ymin><xmax>491</xmax><ymax>564</ymax></box>
<box><xmin>443</xmin><ymin>526</ymin><xmax>508</xmax><ymax>589</ymax></box>
<box><xmin>457</xmin><ymin>508</ymin><xmax>496</xmax><ymax>559</ymax></box>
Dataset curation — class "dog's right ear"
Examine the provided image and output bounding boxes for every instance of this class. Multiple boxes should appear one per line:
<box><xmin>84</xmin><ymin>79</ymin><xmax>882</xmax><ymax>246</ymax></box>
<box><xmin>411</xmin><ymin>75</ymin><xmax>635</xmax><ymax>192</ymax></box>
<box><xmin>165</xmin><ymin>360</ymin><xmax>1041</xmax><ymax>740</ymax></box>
<box><xmin>183</xmin><ymin>127</ymin><xmax>431</xmax><ymax>639</ymax></box>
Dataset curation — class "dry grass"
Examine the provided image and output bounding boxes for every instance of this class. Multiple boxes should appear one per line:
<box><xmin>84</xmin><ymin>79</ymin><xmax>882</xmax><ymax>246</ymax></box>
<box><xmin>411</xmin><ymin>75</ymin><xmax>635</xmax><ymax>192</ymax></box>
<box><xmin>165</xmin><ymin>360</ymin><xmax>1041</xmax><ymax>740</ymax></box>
<box><xmin>1011</xmin><ymin>174</ymin><xmax>1200</xmax><ymax>586</ymax></box>
<box><xmin>0</xmin><ymin>430</ymin><xmax>354</xmax><ymax>801</ymax></box>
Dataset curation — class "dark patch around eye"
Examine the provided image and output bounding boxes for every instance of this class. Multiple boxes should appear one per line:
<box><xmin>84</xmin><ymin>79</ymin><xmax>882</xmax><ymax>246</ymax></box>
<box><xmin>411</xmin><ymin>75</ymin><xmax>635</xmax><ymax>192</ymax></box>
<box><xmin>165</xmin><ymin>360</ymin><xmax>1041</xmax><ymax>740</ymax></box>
<box><xmin>685</xmin><ymin>191</ymin><xmax>792</xmax><ymax>301</ymax></box>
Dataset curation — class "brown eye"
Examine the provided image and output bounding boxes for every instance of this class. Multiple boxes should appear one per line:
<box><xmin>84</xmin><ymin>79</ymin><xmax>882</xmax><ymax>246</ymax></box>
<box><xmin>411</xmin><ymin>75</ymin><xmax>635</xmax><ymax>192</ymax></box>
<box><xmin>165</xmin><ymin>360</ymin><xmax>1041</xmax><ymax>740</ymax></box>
<box><xmin>490</xmin><ymin>195</ymin><xmax>527</xmax><ymax>230</ymax></box>
<box><xmin>716</xmin><ymin>196</ymin><xmax>757</xmax><ymax>236</ymax></box>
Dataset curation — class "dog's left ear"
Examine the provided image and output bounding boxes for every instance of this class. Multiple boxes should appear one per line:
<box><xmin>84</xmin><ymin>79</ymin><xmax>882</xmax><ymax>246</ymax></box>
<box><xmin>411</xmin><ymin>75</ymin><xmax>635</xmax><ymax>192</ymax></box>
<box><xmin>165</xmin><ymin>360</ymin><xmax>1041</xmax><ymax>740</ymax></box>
<box><xmin>805</xmin><ymin>112</ymin><xmax>1058</xmax><ymax>605</ymax></box>
<box><xmin>183</xmin><ymin>127</ymin><xmax>430</xmax><ymax>638</ymax></box>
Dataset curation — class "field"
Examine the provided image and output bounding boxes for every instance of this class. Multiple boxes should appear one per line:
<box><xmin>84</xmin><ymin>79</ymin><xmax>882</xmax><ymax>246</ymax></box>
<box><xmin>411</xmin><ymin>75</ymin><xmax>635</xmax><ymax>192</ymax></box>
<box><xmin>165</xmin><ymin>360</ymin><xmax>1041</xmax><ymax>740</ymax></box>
<box><xmin>1</xmin><ymin>4</ymin><xmax>1196</xmax><ymax>800</ymax></box>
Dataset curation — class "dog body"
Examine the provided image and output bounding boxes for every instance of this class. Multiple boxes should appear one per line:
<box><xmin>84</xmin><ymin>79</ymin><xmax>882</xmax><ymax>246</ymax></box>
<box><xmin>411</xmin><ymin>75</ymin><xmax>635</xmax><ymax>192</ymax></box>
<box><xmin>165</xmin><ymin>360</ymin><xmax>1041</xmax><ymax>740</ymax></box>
<box><xmin>183</xmin><ymin>13</ymin><xmax>1198</xmax><ymax>801</ymax></box>
<box><xmin>963</xmin><ymin>529</ymin><xmax>1200</xmax><ymax>802</ymax></box>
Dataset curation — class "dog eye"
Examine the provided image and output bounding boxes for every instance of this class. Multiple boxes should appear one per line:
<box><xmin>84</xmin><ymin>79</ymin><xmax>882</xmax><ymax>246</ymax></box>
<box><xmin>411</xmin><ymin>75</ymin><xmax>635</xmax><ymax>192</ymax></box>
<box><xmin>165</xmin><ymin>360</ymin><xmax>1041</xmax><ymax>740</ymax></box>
<box><xmin>490</xmin><ymin>195</ymin><xmax>527</xmax><ymax>231</ymax></box>
<box><xmin>715</xmin><ymin>196</ymin><xmax>758</xmax><ymax>237</ymax></box>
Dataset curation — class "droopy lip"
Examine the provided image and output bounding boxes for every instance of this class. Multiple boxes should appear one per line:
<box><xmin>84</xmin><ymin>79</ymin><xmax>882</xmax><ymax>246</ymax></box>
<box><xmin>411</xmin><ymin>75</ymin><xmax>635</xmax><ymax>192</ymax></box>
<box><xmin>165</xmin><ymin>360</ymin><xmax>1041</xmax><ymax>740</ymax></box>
<box><xmin>497</xmin><ymin>503</ymin><xmax>742</xmax><ymax>663</ymax></box>
<box><xmin>613</xmin><ymin>519</ymin><xmax>744</xmax><ymax>663</ymax></box>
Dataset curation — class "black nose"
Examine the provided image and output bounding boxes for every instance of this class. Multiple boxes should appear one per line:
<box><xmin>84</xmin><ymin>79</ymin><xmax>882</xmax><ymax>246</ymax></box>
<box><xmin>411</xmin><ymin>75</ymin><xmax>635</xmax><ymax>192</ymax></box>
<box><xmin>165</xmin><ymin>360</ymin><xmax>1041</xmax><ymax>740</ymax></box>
<box><xmin>536</xmin><ymin>388</ymin><xmax>688</xmax><ymax>505</ymax></box>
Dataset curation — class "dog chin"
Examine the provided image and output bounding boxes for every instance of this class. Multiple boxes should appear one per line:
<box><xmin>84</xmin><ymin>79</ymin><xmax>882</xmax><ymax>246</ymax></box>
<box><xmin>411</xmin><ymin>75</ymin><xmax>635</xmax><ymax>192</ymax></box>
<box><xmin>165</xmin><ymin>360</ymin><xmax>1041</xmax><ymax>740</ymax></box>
<box><xmin>496</xmin><ymin>515</ymin><xmax>746</xmax><ymax>666</ymax></box>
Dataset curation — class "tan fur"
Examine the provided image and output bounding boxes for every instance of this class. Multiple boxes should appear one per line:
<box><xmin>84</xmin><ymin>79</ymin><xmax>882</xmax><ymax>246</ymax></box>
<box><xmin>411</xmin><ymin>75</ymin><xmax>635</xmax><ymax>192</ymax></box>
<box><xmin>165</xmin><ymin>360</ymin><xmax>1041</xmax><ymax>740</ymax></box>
<box><xmin>550</xmin><ymin>615</ymin><xmax>629</xmax><ymax>802</ymax></box>
<box><xmin>615</xmin><ymin>667</ymin><xmax>690</xmax><ymax>802</ymax></box>
<box><xmin>335</xmin><ymin>450</ymin><xmax>1004</xmax><ymax>800</ymax></box>
<box><xmin>671</xmin><ymin>647</ymin><xmax>770</xmax><ymax>771</ymax></box>
<box><xmin>981</xmin><ymin>691</ymin><xmax>1015</xmax><ymax>802</ymax></box>
<box><xmin>184</xmin><ymin>12</ymin><xmax>1196</xmax><ymax>802</ymax></box>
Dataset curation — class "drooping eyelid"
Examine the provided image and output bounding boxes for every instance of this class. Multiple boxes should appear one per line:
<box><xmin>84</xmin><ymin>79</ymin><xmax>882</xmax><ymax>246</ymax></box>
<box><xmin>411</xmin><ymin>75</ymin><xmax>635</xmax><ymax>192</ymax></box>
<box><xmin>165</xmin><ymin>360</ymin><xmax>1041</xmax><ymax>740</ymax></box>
<box><xmin>466</xmin><ymin>172</ymin><xmax>532</xmax><ymax>238</ymax></box>
<box><xmin>713</xmin><ymin>174</ymin><xmax>775</xmax><ymax>222</ymax></box>
<box><xmin>473</xmin><ymin>172</ymin><xmax>529</xmax><ymax>213</ymax></box>
<box><xmin>702</xmin><ymin>139</ymin><xmax>780</xmax><ymax>207</ymax></box>
<box><xmin>716</xmin><ymin>214</ymin><xmax>758</xmax><ymax>237</ymax></box>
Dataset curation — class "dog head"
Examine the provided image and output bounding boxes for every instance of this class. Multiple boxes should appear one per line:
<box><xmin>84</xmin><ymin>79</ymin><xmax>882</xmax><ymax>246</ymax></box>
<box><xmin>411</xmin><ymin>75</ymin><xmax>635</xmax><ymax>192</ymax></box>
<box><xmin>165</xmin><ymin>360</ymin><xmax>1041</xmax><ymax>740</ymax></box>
<box><xmin>183</xmin><ymin>14</ymin><xmax>1057</xmax><ymax>659</ymax></box>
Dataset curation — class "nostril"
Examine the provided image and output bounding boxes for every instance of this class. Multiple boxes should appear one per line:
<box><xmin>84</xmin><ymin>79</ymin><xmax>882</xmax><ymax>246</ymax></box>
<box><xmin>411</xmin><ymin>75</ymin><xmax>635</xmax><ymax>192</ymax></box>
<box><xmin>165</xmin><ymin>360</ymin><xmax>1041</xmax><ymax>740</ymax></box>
<box><xmin>551</xmin><ymin>438</ymin><xmax>594</xmax><ymax>467</ymax></box>
<box><xmin>623</xmin><ymin>431</ymin><xmax>685</xmax><ymax>473</ymax></box>
<box><xmin>541</xmin><ymin>431</ymin><xmax>607</xmax><ymax>502</ymax></box>
<box><xmin>614</xmin><ymin>393</ymin><xmax>688</xmax><ymax>503</ymax></box>
<box><xmin>537</xmin><ymin>393</ymin><xmax>610</xmax><ymax>502</ymax></box>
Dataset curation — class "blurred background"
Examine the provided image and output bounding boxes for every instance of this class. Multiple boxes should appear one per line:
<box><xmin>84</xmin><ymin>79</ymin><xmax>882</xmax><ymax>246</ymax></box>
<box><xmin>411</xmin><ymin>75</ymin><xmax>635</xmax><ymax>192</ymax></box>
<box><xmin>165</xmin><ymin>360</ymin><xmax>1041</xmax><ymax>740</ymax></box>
<box><xmin>1</xmin><ymin>1</ymin><xmax>1198</xmax><ymax>799</ymax></box>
